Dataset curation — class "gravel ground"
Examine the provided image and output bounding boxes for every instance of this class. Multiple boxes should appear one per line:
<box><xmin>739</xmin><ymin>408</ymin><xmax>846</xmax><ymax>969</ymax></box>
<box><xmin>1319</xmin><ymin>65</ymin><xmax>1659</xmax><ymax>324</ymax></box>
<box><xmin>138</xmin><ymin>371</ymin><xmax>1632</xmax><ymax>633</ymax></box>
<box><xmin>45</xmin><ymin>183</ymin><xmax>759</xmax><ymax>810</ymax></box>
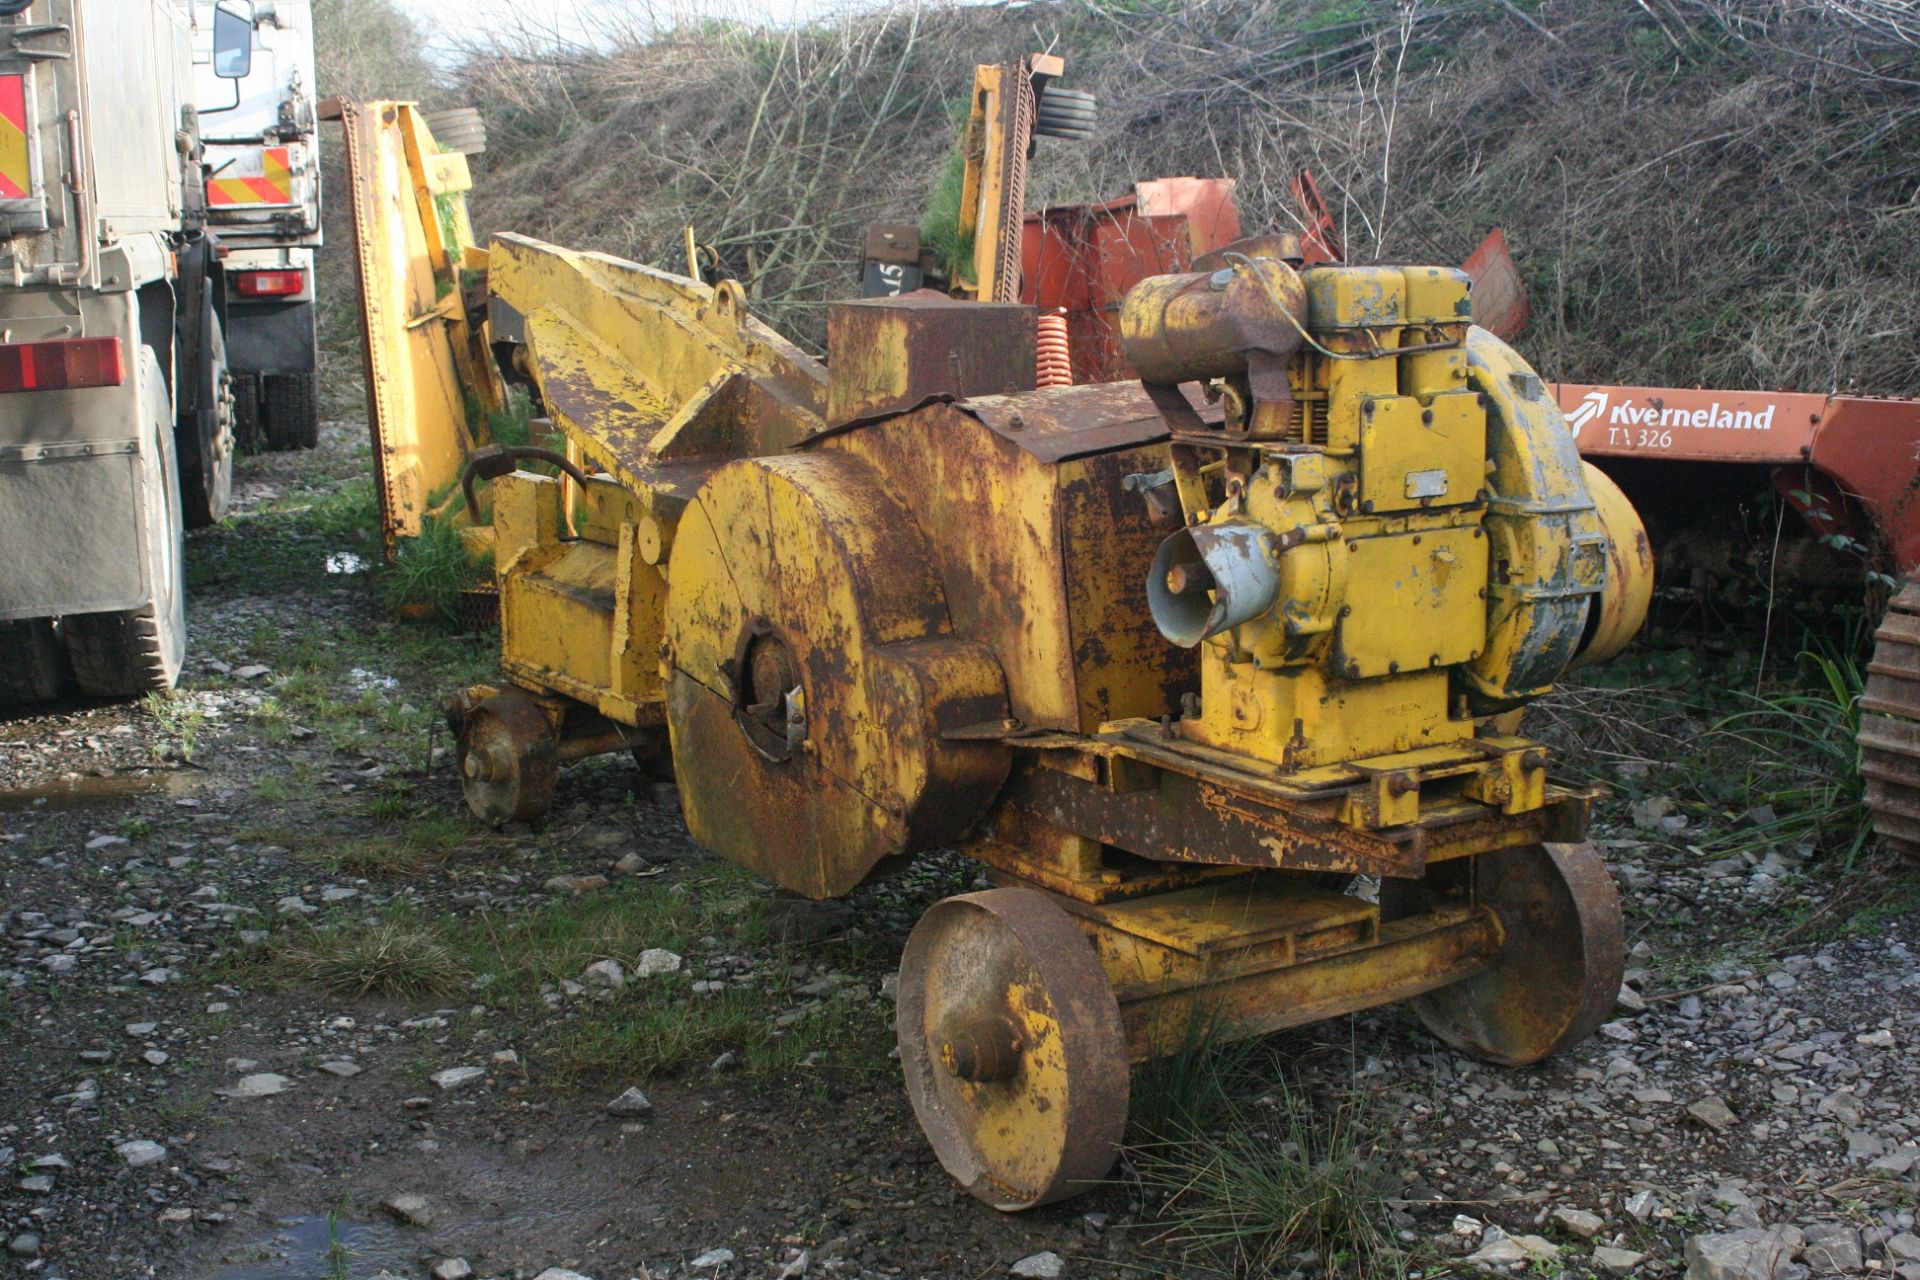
<box><xmin>2</xmin><ymin>423</ymin><xmax>1917</xmax><ymax>1280</ymax></box>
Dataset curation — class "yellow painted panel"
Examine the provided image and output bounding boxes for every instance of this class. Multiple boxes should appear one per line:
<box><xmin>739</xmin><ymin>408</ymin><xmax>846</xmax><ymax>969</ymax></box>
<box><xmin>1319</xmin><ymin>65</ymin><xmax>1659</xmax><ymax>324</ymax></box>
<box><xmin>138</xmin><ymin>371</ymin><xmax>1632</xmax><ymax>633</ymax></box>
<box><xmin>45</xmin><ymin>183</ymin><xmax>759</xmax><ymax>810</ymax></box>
<box><xmin>1335</xmin><ymin>528</ymin><xmax>1487</xmax><ymax>679</ymax></box>
<box><xmin>1358</xmin><ymin>391</ymin><xmax>1485</xmax><ymax>514</ymax></box>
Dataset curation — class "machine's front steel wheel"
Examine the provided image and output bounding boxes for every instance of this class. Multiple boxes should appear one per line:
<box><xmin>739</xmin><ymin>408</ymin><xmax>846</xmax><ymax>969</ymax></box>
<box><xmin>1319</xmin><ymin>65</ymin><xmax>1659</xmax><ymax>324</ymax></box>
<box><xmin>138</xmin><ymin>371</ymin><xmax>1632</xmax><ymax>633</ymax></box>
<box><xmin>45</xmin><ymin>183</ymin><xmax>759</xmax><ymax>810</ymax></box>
<box><xmin>1385</xmin><ymin>841</ymin><xmax>1623</xmax><ymax>1065</ymax></box>
<box><xmin>458</xmin><ymin>691</ymin><xmax>558</xmax><ymax>825</ymax></box>
<box><xmin>897</xmin><ymin>888</ymin><xmax>1129</xmax><ymax>1211</ymax></box>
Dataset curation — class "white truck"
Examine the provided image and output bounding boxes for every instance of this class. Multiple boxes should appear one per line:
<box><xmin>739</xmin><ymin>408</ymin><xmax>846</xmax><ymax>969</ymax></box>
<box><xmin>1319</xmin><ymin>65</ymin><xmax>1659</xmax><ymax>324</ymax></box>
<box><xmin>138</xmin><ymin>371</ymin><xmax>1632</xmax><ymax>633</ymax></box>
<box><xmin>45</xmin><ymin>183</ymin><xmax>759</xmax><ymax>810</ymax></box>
<box><xmin>192</xmin><ymin>0</ymin><xmax>320</xmax><ymax>451</ymax></box>
<box><xmin>0</xmin><ymin>0</ymin><xmax>247</xmax><ymax>701</ymax></box>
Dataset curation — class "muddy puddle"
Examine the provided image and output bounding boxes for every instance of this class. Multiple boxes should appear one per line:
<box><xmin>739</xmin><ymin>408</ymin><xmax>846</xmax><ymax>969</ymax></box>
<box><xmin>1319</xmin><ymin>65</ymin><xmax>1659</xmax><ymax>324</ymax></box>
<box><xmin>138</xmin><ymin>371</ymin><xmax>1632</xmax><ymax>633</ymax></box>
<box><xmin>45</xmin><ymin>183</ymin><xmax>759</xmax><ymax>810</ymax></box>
<box><xmin>0</xmin><ymin>769</ymin><xmax>197</xmax><ymax>813</ymax></box>
<box><xmin>207</xmin><ymin>1215</ymin><xmax>414</xmax><ymax>1280</ymax></box>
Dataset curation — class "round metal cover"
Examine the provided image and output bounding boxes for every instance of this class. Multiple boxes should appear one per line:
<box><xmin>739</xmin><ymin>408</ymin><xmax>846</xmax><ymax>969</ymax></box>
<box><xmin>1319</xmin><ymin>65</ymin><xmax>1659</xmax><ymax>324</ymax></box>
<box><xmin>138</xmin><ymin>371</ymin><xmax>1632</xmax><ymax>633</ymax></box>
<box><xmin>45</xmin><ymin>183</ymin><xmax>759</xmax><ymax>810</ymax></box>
<box><xmin>897</xmin><ymin>888</ymin><xmax>1129</xmax><ymax>1210</ymax></box>
<box><xmin>458</xmin><ymin>691</ymin><xmax>557</xmax><ymax>825</ymax></box>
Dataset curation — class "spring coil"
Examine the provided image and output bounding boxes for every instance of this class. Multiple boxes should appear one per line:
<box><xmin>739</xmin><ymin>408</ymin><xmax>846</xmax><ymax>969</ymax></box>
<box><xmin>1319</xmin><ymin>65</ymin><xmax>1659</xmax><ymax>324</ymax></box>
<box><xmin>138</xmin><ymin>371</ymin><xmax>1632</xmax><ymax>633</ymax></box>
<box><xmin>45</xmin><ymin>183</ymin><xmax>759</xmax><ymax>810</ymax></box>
<box><xmin>1036</xmin><ymin>312</ymin><xmax>1073</xmax><ymax>388</ymax></box>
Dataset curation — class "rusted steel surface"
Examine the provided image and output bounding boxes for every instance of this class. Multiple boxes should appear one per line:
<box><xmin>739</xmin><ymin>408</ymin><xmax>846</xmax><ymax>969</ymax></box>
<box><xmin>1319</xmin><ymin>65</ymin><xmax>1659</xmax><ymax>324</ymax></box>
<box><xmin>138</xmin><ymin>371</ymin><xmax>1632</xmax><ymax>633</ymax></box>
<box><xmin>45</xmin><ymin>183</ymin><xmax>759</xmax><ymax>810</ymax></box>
<box><xmin>897</xmin><ymin>889</ymin><xmax>1129</xmax><ymax>1209</ymax></box>
<box><xmin>1000</xmin><ymin>755</ymin><xmax>1566</xmax><ymax>880</ymax></box>
<box><xmin>1462</xmin><ymin>227</ymin><xmax>1530</xmax><ymax>340</ymax></box>
<box><xmin>663</xmin><ymin>451</ymin><xmax>1010</xmax><ymax>899</ymax></box>
<box><xmin>824</xmin><ymin>296</ymin><xmax>1035</xmax><ymax>428</ymax></box>
<box><xmin>1573</xmin><ymin>462</ymin><xmax>1656</xmax><ymax>669</ymax></box>
<box><xmin>1020</xmin><ymin>177</ymin><xmax>1243</xmax><ymax>385</ymax></box>
<box><xmin>956</xmin><ymin>380</ymin><xmax>1217</xmax><ymax>465</ymax></box>
<box><xmin>1861</xmin><ymin>580</ymin><xmax>1920</xmax><ymax>863</ymax></box>
<box><xmin>488</xmin><ymin>233</ymin><xmax>827</xmax><ymax>487</ymax></box>
<box><xmin>457</xmin><ymin>690</ymin><xmax>559</xmax><ymax>825</ymax></box>
<box><xmin>1089</xmin><ymin>899</ymin><xmax>1501</xmax><ymax>1063</ymax></box>
<box><xmin>1056</xmin><ymin>448</ymin><xmax>1199</xmax><ymax>730</ymax></box>
<box><xmin>1117</xmin><ymin>257</ymin><xmax>1308</xmax><ymax>388</ymax></box>
<box><xmin>1381</xmin><ymin>842</ymin><xmax>1624</xmax><ymax>1065</ymax></box>
<box><xmin>822</xmin><ymin>404</ymin><xmax>1082</xmax><ymax>731</ymax></box>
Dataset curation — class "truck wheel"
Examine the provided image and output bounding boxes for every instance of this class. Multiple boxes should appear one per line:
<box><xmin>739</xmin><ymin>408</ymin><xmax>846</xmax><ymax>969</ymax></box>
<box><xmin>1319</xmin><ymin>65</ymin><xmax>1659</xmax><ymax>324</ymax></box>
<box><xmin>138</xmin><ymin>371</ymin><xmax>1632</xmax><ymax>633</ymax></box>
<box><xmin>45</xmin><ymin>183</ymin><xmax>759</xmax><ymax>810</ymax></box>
<box><xmin>66</xmin><ymin>349</ymin><xmax>186</xmax><ymax>698</ymax></box>
<box><xmin>264</xmin><ymin>371</ymin><xmax>319</xmax><ymax>450</ymax></box>
<box><xmin>178</xmin><ymin>302</ymin><xmax>234</xmax><ymax>527</ymax></box>
<box><xmin>233</xmin><ymin>374</ymin><xmax>263</xmax><ymax>454</ymax></box>
<box><xmin>0</xmin><ymin>618</ymin><xmax>70</xmax><ymax>704</ymax></box>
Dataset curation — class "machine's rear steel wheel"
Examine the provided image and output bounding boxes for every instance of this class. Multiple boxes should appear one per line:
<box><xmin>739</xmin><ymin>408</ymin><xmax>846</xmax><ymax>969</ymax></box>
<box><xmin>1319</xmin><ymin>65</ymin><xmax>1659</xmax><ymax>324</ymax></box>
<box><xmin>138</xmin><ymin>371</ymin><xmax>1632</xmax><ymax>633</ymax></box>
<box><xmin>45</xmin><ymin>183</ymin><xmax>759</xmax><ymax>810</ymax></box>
<box><xmin>1860</xmin><ymin>579</ymin><xmax>1920</xmax><ymax>864</ymax></box>
<box><xmin>1385</xmin><ymin>842</ymin><xmax>1623</xmax><ymax>1065</ymax></box>
<box><xmin>458</xmin><ymin>691</ymin><xmax>557</xmax><ymax>824</ymax></box>
<box><xmin>897</xmin><ymin>888</ymin><xmax>1128</xmax><ymax>1211</ymax></box>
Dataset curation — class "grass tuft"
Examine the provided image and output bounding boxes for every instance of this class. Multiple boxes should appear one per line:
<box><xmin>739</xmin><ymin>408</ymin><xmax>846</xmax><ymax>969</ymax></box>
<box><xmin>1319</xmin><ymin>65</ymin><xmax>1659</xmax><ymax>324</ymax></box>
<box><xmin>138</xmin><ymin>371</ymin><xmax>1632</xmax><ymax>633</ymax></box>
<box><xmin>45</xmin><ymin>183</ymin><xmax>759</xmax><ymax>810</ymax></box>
<box><xmin>282</xmin><ymin>920</ymin><xmax>468</xmax><ymax>999</ymax></box>
<box><xmin>1137</xmin><ymin>1060</ymin><xmax>1402</xmax><ymax>1277</ymax></box>
<box><xmin>378</xmin><ymin>505</ymin><xmax>489</xmax><ymax>625</ymax></box>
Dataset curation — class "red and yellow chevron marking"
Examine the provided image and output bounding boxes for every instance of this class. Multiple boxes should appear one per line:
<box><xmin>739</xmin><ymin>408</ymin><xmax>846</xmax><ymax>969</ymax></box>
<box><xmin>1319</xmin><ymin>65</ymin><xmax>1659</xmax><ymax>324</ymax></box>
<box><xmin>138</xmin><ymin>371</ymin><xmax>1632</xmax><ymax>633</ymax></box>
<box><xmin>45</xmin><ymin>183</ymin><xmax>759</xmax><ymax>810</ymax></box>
<box><xmin>208</xmin><ymin>147</ymin><xmax>292</xmax><ymax>206</ymax></box>
<box><xmin>0</xmin><ymin>75</ymin><xmax>30</xmax><ymax>201</ymax></box>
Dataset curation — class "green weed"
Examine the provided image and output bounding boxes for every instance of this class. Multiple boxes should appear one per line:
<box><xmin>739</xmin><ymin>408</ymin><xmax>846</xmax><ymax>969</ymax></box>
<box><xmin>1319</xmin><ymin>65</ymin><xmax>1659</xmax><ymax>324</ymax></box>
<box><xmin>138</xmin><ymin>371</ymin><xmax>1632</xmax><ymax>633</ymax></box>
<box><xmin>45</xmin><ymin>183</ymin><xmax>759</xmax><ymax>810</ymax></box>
<box><xmin>313</xmin><ymin>816</ymin><xmax>471</xmax><ymax>877</ymax></box>
<box><xmin>141</xmin><ymin>691</ymin><xmax>205</xmax><ymax>762</ymax></box>
<box><xmin>378</xmin><ymin>505</ymin><xmax>489</xmax><ymax>625</ymax></box>
<box><xmin>324</xmin><ymin>1209</ymin><xmax>354</xmax><ymax>1280</ymax></box>
<box><xmin>1707</xmin><ymin>649</ymin><xmax>1871</xmax><ymax>867</ymax></box>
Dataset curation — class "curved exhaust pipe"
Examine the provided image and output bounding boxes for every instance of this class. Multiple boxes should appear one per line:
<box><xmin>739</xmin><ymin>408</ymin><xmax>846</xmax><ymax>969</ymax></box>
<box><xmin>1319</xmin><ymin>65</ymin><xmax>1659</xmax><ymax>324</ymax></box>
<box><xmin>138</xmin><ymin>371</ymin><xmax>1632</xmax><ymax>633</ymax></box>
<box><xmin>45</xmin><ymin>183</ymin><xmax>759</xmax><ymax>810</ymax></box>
<box><xmin>1147</xmin><ymin>522</ymin><xmax>1281</xmax><ymax>647</ymax></box>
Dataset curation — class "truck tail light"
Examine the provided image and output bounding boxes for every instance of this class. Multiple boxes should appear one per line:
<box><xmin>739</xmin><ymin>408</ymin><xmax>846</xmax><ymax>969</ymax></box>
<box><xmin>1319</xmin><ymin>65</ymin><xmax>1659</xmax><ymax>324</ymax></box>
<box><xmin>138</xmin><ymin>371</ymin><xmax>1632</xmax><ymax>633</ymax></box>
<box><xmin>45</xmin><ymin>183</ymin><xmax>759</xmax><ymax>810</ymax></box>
<box><xmin>233</xmin><ymin>270</ymin><xmax>305</xmax><ymax>297</ymax></box>
<box><xmin>0</xmin><ymin>337</ymin><xmax>124</xmax><ymax>393</ymax></box>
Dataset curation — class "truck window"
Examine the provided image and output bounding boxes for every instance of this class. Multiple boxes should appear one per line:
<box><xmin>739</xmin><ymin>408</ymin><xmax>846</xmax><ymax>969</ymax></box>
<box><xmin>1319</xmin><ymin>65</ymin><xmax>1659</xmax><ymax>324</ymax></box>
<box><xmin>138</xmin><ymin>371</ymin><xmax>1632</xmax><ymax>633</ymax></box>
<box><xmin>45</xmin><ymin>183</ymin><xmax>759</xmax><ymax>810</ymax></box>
<box><xmin>213</xmin><ymin>2</ymin><xmax>252</xmax><ymax>79</ymax></box>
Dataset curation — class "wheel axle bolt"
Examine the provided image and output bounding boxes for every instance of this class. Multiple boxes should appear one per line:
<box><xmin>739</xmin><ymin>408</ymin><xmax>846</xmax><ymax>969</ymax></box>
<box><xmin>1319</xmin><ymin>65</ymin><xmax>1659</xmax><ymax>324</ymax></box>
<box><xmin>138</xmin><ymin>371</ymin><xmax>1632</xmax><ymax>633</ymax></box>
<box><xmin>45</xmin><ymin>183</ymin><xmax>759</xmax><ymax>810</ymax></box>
<box><xmin>939</xmin><ymin>1024</ymin><xmax>1021</xmax><ymax>1083</ymax></box>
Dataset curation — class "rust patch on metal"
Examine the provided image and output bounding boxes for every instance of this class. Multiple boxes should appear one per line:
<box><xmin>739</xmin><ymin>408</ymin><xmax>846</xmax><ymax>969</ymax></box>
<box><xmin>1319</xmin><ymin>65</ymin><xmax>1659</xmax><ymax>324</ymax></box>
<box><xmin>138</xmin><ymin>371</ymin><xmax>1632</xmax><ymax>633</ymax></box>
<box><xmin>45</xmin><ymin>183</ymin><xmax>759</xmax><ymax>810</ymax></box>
<box><xmin>1861</xmin><ymin>579</ymin><xmax>1920</xmax><ymax>863</ymax></box>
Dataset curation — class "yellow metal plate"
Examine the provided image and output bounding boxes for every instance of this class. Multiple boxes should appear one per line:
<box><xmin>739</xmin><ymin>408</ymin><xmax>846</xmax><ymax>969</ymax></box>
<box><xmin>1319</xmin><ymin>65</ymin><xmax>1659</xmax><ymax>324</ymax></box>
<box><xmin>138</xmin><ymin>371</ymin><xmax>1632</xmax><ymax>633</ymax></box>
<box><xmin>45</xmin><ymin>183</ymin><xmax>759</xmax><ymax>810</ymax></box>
<box><xmin>1335</xmin><ymin>527</ymin><xmax>1488</xmax><ymax>679</ymax></box>
<box><xmin>1358</xmin><ymin>391</ymin><xmax>1485</xmax><ymax>514</ymax></box>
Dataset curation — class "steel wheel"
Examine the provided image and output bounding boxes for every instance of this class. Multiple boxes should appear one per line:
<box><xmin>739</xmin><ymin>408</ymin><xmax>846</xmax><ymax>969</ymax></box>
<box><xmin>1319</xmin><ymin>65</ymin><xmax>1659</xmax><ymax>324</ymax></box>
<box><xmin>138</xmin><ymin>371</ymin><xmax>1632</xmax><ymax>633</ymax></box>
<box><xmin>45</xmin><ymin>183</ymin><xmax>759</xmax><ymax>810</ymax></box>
<box><xmin>1384</xmin><ymin>842</ymin><xmax>1623</xmax><ymax>1065</ymax></box>
<box><xmin>897</xmin><ymin>888</ymin><xmax>1129</xmax><ymax>1211</ymax></box>
<box><xmin>458</xmin><ymin>691</ymin><xmax>557</xmax><ymax>824</ymax></box>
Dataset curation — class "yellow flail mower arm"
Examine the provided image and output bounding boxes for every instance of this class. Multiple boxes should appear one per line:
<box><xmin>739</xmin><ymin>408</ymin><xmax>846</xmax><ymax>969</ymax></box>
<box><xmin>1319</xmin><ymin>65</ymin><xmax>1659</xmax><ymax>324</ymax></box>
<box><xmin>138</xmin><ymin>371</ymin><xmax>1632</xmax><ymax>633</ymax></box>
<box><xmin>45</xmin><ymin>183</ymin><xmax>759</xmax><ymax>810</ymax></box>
<box><xmin>320</xmin><ymin>97</ymin><xmax>505</xmax><ymax>558</ymax></box>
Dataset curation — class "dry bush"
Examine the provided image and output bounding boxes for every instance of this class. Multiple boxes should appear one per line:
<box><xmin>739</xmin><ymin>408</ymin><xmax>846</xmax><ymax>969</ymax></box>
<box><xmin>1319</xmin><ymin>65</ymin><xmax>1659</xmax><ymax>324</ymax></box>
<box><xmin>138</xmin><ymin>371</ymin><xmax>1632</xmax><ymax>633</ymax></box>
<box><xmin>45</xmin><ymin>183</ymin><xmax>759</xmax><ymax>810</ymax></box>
<box><xmin>444</xmin><ymin>0</ymin><xmax>1917</xmax><ymax>389</ymax></box>
<box><xmin>311</xmin><ymin>0</ymin><xmax>445</xmax><ymax>412</ymax></box>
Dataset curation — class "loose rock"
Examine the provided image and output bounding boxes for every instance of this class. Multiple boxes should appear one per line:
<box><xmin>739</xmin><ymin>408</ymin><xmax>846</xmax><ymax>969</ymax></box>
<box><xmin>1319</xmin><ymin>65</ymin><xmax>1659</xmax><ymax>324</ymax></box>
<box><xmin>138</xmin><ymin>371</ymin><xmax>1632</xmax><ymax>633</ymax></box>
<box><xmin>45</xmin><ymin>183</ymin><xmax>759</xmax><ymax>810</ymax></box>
<box><xmin>1552</xmin><ymin>1207</ymin><xmax>1605</xmax><ymax>1239</ymax></box>
<box><xmin>223</xmin><ymin>1072</ymin><xmax>293</xmax><ymax>1098</ymax></box>
<box><xmin>1685</xmin><ymin>1227</ymin><xmax>1800</xmax><ymax>1280</ymax></box>
<box><xmin>116</xmin><ymin>1139</ymin><xmax>166</xmax><ymax>1168</ymax></box>
<box><xmin>633</xmin><ymin>947</ymin><xmax>682</xmax><ymax>978</ymax></box>
<box><xmin>431</xmin><ymin>1065</ymin><xmax>485</xmax><ymax>1092</ymax></box>
<box><xmin>382</xmin><ymin>1192</ymin><xmax>434</xmax><ymax>1227</ymax></box>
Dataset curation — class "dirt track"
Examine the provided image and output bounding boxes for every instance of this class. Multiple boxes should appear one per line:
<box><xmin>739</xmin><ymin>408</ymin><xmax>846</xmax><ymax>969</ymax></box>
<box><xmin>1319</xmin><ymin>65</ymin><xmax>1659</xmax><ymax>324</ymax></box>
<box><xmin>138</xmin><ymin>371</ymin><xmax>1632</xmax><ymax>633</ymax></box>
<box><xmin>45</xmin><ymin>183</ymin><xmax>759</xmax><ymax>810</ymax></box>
<box><xmin>3</xmin><ymin>425</ymin><xmax>1918</xmax><ymax>1280</ymax></box>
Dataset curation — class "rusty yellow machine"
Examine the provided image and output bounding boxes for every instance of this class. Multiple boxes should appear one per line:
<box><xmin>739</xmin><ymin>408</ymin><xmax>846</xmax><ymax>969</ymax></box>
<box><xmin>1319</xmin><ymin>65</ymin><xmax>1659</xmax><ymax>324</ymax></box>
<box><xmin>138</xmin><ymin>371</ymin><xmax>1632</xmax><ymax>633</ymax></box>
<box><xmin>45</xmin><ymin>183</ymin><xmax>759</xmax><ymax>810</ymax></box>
<box><xmin>448</xmin><ymin>226</ymin><xmax>1652</xmax><ymax>1209</ymax></box>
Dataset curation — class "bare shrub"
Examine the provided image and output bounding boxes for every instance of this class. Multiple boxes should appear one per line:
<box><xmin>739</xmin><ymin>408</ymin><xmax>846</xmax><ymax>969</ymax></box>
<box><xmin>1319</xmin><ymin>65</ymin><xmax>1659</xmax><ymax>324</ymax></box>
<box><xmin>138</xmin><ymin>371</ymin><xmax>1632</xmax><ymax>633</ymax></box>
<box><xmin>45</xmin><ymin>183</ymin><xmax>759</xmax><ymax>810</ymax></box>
<box><xmin>441</xmin><ymin>0</ymin><xmax>1916</xmax><ymax>393</ymax></box>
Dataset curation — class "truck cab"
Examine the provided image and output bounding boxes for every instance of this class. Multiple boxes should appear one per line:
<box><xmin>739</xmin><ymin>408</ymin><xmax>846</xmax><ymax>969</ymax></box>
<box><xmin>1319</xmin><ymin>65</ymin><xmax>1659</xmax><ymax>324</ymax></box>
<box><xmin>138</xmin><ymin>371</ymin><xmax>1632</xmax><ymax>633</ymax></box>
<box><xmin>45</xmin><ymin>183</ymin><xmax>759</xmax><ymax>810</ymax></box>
<box><xmin>192</xmin><ymin>0</ymin><xmax>320</xmax><ymax>450</ymax></box>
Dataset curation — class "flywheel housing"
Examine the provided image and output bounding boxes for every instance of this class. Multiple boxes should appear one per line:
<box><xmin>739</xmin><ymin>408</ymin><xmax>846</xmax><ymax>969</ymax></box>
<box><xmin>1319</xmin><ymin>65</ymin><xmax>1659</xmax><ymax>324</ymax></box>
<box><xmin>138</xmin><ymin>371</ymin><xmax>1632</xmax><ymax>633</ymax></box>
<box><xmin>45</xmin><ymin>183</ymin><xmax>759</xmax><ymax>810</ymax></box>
<box><xmin>664</xmin><ymin>451</ymin><xmax>1012</xmax><ymax>898</ymax></box>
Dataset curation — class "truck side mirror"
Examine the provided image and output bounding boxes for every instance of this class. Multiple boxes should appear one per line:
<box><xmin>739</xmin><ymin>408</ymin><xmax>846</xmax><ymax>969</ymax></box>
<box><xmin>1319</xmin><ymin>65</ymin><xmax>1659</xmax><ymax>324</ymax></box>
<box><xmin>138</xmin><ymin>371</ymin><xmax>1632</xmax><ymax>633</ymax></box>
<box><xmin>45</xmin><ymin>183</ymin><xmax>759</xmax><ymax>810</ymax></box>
<box><xmin>213</xmin><ymin>1</ymin><xmax>253</xmax><ymax>79</ymax></box>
